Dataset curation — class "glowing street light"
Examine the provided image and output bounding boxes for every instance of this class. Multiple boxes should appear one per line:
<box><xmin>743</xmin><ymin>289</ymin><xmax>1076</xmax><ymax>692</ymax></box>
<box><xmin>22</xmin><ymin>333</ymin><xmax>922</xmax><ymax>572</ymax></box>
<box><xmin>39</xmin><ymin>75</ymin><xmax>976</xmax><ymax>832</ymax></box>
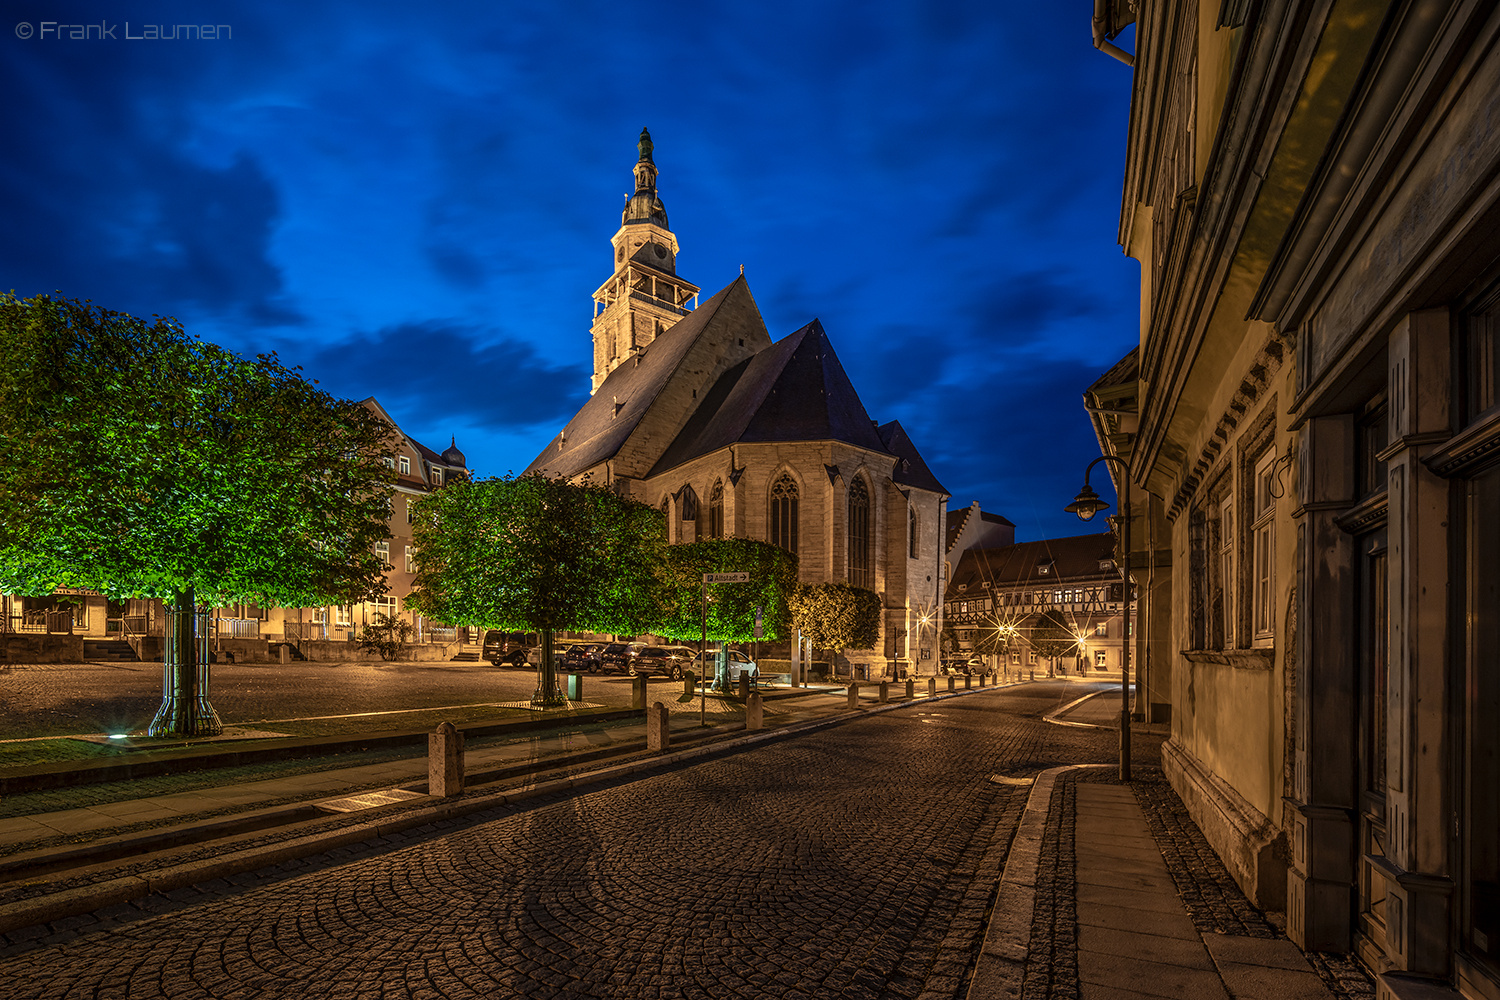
<box><xmin>1067</xmin><ymin>455</ymin><xmax>1134</xmax><ymax>781</ymax></box>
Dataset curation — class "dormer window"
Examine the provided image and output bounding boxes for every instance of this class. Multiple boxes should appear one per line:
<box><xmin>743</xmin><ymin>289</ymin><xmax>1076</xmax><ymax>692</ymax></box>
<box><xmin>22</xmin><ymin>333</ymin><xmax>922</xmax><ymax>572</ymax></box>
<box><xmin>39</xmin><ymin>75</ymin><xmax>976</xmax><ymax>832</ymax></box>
<box><xmin>1099</xmin><ymin>558</ymin><xmax>1116</xmax><ymax>572</ymax></box>
<box><xmin>399</xmin><ymin>456</ymin><xmax>410</xmax><ymax>475</ymax></box>
<box><xmin>431</xmin><ymin>467</ymin><xmax>443</xmax><ymax>486</ymax></box>
<box><xmin>958</xmin><ymin>583</ymin><xmax>968</xmax><ymax>592</ymax></box>
<box><xmin>1038</xmin><ymin>559</ymin><xmax>1054</xmax><ymax>575</ymax></box>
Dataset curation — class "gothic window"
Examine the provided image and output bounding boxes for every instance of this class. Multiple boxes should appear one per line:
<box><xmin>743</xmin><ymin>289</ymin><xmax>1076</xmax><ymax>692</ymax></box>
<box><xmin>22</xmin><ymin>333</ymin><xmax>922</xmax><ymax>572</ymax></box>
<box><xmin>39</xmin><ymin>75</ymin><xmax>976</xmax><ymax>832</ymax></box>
<box><xmin>708</xmin><ymin>481</ymin><xmax>724</xmax><ymax>539</ymax></box>
<box><xmin>909</xmin><ymin>507</ymin><xmax>919</xmax><ymax>558</ymax></box>
<box><xmin>848</xmin><ymin>476</ymin><xmax>872</xmax><ymax>589</ymax></box>
<box><xmin>770</xmin><ymin>474</ymin><xmax>798</xmax><ymax>554</ymax></box>
<box><xmin>660</xmin><ymin>497</ymin><xmax>669</xmax><ymax>539</ymax></box>
<box><xmin>679</xmin><ymin>485</ymin><xmax>697</xmax><ymax>521</ymax></box>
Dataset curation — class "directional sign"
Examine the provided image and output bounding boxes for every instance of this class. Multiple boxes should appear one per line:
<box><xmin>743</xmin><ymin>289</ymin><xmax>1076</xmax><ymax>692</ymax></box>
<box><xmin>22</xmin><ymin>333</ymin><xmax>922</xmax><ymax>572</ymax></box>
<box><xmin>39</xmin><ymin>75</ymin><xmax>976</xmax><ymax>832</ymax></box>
<box><xmin>702</xmin><ymin>572</ymin><xmax>749</xmax><ymax>583</ymax></box>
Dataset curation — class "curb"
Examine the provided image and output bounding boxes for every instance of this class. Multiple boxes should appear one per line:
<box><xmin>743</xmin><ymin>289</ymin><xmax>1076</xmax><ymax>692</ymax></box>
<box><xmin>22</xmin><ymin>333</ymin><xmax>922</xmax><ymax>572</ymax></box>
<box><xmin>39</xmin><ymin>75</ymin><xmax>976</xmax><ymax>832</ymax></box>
<box><xmin>967</xmin><ymin>763</ymin><xmax>1110</xmax><ymax>999</ymax></box>
<box><xmin>0</xmin><ymin>683</ymin><xmax>1014</xmax><ymax>935</ymax></box>
<box><xmin>1042</xmin><ymin>689</ymin><xmax>1113</xmax><ymax>730</ymax></box>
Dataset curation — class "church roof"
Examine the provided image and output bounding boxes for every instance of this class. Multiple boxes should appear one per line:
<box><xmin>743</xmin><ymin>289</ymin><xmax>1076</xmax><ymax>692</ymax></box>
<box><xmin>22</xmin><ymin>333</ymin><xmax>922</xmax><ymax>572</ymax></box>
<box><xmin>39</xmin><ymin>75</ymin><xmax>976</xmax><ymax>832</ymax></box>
<box><xmin>648</xmin><ymin>319</ymin><xmax>892</xmax><ymax>476</ymax></box>
<box><xmin>524</xmin><ymin>276</ymin><xmax>766</xmax><ymax>479</ymax></box>
<box><xmin>877</xmin><ymin>420</ymin><xmax>949</xmax><ymax>496</ymax></box>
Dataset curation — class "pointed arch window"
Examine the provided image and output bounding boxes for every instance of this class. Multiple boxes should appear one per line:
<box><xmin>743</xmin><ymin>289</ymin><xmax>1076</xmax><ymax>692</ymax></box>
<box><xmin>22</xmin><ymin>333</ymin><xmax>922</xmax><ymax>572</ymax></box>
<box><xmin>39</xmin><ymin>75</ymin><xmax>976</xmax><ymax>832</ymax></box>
<box><xmin>679</xmin><ymin>485</ymin><xmax>698</xmax><ymax>522</ymax></box>
<box><xmin>770</xmin><ymin>474</ymin><xmax>799</xmax><ymax>554</ymax></box>
<box><xmin>708</xmin><ymin>481</ymin><xmax>724</xmax><ymax>539</ymax></box>
<box><xmin>660</xmin><ymin>497</ymin><xmax>670</xmax><ymax>540</ymax></box>
<box><xmin>909</xmin><ymin>506</ymin><xmax>919</xmax><ymax>559</ymax></box>
<box><xmin>848</xmin><ymin>477</ymin><xmax>872</xmax><ymax>589</ymax></box>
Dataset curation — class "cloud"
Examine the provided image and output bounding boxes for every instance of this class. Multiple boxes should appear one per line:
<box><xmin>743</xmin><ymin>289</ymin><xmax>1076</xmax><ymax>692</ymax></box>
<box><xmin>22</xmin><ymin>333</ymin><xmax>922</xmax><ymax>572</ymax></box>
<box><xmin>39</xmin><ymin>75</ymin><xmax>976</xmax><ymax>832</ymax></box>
<box><xmin>289</xmin><ymin>321</ymin><xmax>590</xmax><ymax>431</ymax></box>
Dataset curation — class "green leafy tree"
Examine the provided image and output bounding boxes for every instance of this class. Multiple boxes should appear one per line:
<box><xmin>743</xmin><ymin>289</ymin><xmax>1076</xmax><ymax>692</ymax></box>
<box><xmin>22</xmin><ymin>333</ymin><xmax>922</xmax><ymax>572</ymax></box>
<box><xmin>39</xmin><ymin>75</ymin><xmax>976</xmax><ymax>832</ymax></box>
<box><xmin>655</xmin><ymin>537</ymin><xmax>798</xmax><ymax>691</ymax></box>
<box><xmin>359</xmin><ymin>611</ymin><xmax>414</xmax><ymax>661</ymax></box>
<box><xmin>0</xmin><ymin>294</ymin><xmax>395</xmax><ymax>735</ymax></box>
<box><xmin>407</xmin><ymin>473</ymin><xmax>667</xmax><ymax>706</ymax></box>
<box><xmin>1029</xmin><ymin>607</ymin><xmax>1080</xmax><ymax>670</ymax></box>
<box><xmin>788</xmin><ymin>582</ymin><xmax>882</xmax><ymax>678</ymax></box>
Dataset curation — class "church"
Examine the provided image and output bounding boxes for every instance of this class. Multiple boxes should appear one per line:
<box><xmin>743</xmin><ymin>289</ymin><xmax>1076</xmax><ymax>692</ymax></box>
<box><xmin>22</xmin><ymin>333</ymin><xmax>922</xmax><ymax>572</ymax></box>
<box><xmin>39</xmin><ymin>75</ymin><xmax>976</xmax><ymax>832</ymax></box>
<box><xmin>525</xmin><ymin>129</ymin><xmax>950</xmax><ymax>677</ymax></box>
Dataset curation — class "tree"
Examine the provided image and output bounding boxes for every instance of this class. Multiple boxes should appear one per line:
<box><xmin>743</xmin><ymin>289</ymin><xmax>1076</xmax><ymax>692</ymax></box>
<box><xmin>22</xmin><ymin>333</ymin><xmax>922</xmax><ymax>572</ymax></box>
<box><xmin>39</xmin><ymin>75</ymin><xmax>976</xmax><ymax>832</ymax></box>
<box><xmin>0</xmin><ymin>294</ymin><xmax>395</xmax><ymax>735</ymax></box>
<box><xmin>1029</xmin><ymin>607</ymin><xmax>1080</xmax><ymax>673</ymax></box>
<box><xmin>788</xmin><ymin>582</ymin><xmax>881</xmax><ymax>678</ymax></box>
<box><xmin>407</xmin><ymin>473</ymin><xmax>667</xmax><ymax>706</ymax></box>
<box><xmin>359</xmin><ymin>611</ymin><xmax>414</xmax><ymax>661</ymax></box>
<box><xmin>655</xmin><ymin>537</ymin><xmax>798</xmax><ymax>691</ymax></box>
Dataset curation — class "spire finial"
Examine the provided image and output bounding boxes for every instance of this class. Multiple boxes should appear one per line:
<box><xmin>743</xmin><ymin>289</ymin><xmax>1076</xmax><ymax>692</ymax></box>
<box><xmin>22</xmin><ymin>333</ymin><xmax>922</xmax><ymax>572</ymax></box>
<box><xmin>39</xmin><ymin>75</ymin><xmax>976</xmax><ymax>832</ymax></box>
<box><xmin>638</xmin><ymin>127</ymin><xmax>654</xmax><ymax>164</ymax></box>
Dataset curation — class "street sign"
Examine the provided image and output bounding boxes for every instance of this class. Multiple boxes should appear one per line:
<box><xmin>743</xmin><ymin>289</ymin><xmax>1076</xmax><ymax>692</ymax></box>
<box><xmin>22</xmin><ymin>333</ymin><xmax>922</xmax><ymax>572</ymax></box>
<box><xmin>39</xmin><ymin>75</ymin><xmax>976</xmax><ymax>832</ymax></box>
<box><xmin>702</xmin><ymin>572</ymin><xmax>749</xmax><ymax>583</ymax></box>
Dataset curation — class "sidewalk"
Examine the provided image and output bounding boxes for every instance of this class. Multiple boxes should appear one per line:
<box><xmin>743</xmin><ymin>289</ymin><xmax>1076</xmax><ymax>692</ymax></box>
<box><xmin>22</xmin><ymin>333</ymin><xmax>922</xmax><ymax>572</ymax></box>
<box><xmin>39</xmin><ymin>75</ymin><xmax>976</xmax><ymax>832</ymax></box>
<box><xmin>974</xmin><ymin>698</ymin><xmax>1375</xmax><ymax>1000</ymax></box>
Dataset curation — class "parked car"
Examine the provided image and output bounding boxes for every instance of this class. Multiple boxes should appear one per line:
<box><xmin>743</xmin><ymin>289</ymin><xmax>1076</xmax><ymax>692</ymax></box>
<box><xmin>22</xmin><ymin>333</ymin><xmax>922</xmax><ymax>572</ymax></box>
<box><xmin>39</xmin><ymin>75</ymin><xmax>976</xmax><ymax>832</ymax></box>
<box><xmin>597</xmin><ymin>641</ymin><xmax>645</xmax><ymax>674</ymax></box>
<box><xmin>561</xmin><ymin>642</ymin><xmax>604</xmax><ymax>672</ymax></box>
<box><xmin>691</xmin><ymin>648</ymin><xmax>759</xmax><ymax>685</ymax></box>
<box><xmin>661</xmin><ymin>646</ymin><xmax>696</xmax><ymax>680</ymax></box>
<box><xmin>629</xmin><ymin>646</ymin><xmax>675</xmax><ymax>677</ymax></box>
<box><xmin>482</xmin><ymin>630</ymin><xmax>532</xmax><ymax>667</ymax></box>
<box><xmin>525</xmin><ymin>642</ymin><xmax>580</xmax><ymax>667</ymax></box>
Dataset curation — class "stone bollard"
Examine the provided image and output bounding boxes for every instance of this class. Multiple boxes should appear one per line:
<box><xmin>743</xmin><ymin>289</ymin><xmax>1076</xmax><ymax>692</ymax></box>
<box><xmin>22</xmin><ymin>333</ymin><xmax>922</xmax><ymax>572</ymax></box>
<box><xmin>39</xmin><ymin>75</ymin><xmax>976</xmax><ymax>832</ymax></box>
<box><xmin>878</xmin><ymin>681</ymin><xmax>889</xmax><ymax>704</ymax></box>
<box><xmin>632</xmin><ymin>675</ymin><xmax>648</xmax><ymax>710</ymax></box>
<box><xmin>979</xmin><ymin>672</ymin><xmax>986</xmax><ymax>688</ymax></box>
<box><xmin>683</xmin><ymin>670</ymin><xmax>697</xmax><ymax>698</ymax></box>
<box><xmin>906</xmin><ymin>679</ymin><xmax>914</xmax><ymax>700</ymax></box>
<box><xmin>746</xmin><ymin>691</ymin><xmax>763</xmax><ymax>730</ymax></box>
<box><xmin>738</xmin><ymin>673</ymin><xmax>750</xmax><ymax>701</ymax></box>
<box><xmin>928</xmin><ymin>677</ymin><xmax>937</xmax><ymax>698</ymax></box>
<box><xmin>646</xmin><ymin>701</ymin><xmax>669</xmax><ymax>751</ymax></box>
<box><xmin>1029</xmin><ymin>670</ymin><xmax>1036</xmax><ymax>681</ymax></box>
<box><xmin>565</xmin><ymin>673</ymin><xmax>584</xmax><ymax>701</ymax></box>
<box><xmin>429</xmin><ymin>722</ymin><xmax>464</xmax><ymax>798</ymax></box>
<box><xmin>278</xmin><ymin>644</ymin><xmax>290</xmax><ymax>665</ymax></box>
<box><xmin>964</xmin><ymin>673</ymin><xmax>973</xmax><ymax>690</ymax></box>
<box><xmin>847</xmin><ymin>683</ymin><xmax>859</xmax><ymax>709</ymax></box>
<box><xmin>947</xmin><ymin>675</ymin><xmax>956</xmax><ymax>692</ymax></box>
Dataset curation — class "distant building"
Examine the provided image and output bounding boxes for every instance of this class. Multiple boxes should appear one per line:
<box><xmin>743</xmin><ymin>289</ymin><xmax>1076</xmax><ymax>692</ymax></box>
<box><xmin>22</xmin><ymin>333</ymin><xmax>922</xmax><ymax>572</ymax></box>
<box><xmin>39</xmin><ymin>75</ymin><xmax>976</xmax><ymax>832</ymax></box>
<box><xmin>943</xmin><ymin>534</ymin><xmax>1126</xmax><ymax>676</ymax></box>
<box><xmin>944</xmin><ymin>501</ymin><xmax>1015</xmax><ymax>584</ymax></box>
<box><xmin>527</xmin><ymin>130</ymin><xmax>951</xmax><ymax>675</ymax></box>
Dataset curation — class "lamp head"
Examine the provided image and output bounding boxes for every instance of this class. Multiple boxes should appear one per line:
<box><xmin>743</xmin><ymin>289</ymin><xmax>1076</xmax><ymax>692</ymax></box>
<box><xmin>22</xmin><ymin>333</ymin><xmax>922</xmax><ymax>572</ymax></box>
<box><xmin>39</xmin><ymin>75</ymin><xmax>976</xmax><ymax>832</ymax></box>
<box><xmin>1065</xmin><ymin>483</ymin><xmax>1110</xmax><ymax>522</ymax></box>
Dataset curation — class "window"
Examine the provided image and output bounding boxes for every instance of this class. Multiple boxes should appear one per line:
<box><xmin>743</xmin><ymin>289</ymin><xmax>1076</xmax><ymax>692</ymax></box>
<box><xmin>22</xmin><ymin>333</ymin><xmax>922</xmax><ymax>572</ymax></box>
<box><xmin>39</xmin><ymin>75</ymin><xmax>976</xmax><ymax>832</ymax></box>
<box><xmin>406</xmin><ymin>497</ymin><xmax>414</xmax><ymax>524</ymax></box>
<box><xmin>1220</xmin><ymin>500</ymin><xmax>1234</xmax><ymax>648</ymax></box>
<box><xmin>399</xmin><ymin>456</ymin><xmax>410</xmax><ymax>475</ymax></box>
<box><xmin>383</xmin><ymin>456</ymin><xmax>394</xmax><ymax>469</ymax></box>
<box><xmin>708</xmin><ymin>481</ymin><xmax>724</xmax><ymax>539</ymax></box>
<box><xmin>375</xmin><ymin>541</ymin><xmax>390</xmax><ymax>566</ymax></box>
<box><xmin>1095</xmin><ymin>650</ymin><xmax>1108</xmax><ymax>668</ymax></box>
<box><xmin>679</xmin><ymin>484</ymin><xmax>698</xmax><ymax>521</ymax></box>
<box><xmin>1095</xmin><ymin>623</ymin><xmax>1107</xmax><ymax>637</ymax></box>
<box><xmin>335</xmin><ymin>605</ymin><xmax>352</xmax><ymax>627</ymax></box>
<box><xmin>909</xmin><ymin>507</ymin><xmax>919</xmax><ymax>558</ymax></box>
<box><xmin>431</xmin><ymin>467</ymin><xmax>443</xmax><ymax>486</ymax></box>
<box><xmin>404</xmin><ymin>545</ymin><xmax>415</xmax><ymax>574</ymax></box>
<box><xmin>372</xmin><ymin>595</ymin><xmax>398</xmax><ymax>615</ymax></box>
<box><xmin>1252</xmin><ymin>449</ymin><xmax>1277</xmax><ymax>641</ymax></box>
<box><xmin>770</xmin><ymin>474</ymin><xmax>799</xmax><ymax>554</ymax></box>
<box><xmin>847</xmin><ymin>477</ymin><xmax>872</xmax><ymax>589</ymax></box>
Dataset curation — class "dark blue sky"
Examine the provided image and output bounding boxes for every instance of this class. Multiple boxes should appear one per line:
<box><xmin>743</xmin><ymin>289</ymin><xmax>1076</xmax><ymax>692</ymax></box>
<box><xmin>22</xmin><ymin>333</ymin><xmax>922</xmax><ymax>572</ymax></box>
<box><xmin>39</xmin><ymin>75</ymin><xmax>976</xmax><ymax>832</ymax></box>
<box><xmin>1</xmin><ymin>1</ymin><xmax>1139</xmax><ymax>540</ymax></box>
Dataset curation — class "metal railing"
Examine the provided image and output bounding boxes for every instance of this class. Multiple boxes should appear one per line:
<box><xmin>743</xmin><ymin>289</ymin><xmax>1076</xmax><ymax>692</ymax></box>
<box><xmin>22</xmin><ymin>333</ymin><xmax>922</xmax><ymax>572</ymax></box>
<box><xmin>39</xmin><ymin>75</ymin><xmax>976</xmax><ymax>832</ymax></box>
<box><xmin>215</xmin><ymin>617</ymin><xmax>261</xmax><ymax>639</ymax></box>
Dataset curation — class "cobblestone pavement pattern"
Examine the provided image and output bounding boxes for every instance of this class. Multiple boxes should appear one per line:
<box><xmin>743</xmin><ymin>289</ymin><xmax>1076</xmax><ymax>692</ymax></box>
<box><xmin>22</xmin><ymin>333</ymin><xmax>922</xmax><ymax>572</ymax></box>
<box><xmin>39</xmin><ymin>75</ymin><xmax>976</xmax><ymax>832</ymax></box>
<box><xmin>0</xmin><ymin>684</ymin><xmax>1148</xmax><ymax>999</ymax></box>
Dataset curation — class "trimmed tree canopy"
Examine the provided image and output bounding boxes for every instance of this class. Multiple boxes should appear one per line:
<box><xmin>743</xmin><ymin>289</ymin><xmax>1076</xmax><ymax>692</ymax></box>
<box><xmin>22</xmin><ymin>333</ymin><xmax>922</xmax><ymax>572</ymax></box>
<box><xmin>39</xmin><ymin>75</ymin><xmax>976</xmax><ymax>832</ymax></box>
<box><xmin>0</xmin><ymin>294</ymin><xmax>395</xmax><ymax>607</ymax></box>
<box><xmin>406</xmin><ymin>473</ymin><xmax>667</xmax><ymax>635</ymax></box>
<box><xmin>1028</xmin><ymin>607</ymin><xmax>1081</xmax><ymax>659</ymax></box>
<box><xmin>656</xmin><ymin>537</ymin><xmax>799</xmax><ymax>642</ymax></box>
<box><xmin>789</xmin><ymin>582</ymin><xmax>882</xmax><ymax>653</ymax></box>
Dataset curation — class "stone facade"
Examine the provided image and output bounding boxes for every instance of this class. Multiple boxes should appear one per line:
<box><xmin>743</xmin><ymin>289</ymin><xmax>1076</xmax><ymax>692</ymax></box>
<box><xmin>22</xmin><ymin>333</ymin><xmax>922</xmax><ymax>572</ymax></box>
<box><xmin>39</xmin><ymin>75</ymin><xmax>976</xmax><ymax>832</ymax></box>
<box><xmin>1093</xmin><ymin>2</ymin><xmax>1500</xmax><ymax>996</ymax></box>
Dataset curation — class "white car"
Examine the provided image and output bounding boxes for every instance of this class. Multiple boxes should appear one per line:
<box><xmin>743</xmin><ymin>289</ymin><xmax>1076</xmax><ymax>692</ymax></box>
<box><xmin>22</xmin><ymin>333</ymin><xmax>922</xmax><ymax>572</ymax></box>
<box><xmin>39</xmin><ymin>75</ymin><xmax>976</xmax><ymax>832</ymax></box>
<box><xmin>691</xmin><ymin>649</ymin><xmax>759</xmax><ymax>685</ymax></box>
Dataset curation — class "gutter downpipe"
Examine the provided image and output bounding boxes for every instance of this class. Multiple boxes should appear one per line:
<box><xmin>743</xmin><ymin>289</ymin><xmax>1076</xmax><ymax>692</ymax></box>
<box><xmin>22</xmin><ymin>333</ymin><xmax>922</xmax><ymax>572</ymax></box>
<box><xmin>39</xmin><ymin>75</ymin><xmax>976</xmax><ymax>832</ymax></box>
<box><xmin>1093</xmin><ymin>0</ymin><xmax>1136</xmax><ymax>67</ymax></box>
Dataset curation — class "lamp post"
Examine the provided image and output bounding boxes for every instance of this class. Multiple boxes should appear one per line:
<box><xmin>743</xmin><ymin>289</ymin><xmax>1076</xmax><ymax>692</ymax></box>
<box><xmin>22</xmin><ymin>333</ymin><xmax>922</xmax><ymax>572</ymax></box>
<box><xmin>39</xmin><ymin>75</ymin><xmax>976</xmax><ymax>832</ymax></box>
<box><xmin>1066</xmin><ymin>456</ymin><xmax>1133</xmax><ymax>781</ymax></box>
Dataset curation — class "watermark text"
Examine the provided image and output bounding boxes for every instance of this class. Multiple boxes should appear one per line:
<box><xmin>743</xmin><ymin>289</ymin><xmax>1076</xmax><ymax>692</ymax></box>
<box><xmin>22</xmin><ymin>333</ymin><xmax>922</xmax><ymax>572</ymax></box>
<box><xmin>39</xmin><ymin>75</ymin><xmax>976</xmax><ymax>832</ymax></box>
<box><xmin>15</xmin><ymin>22</ymin><xmax>232</xmax><ymax>41</ymax></box>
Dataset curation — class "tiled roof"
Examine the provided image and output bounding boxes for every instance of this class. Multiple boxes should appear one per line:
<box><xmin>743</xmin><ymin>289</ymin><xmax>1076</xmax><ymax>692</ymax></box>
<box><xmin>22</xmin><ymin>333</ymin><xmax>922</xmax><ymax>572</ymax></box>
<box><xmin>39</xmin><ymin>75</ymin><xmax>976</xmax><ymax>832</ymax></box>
<box><xmin>945</xmin><ymin>533</ymin><xmax>1118</xmax><ymax>598</ymax></box>
<box><xmin>877</xmin><ymin>421</ymin><xmax>948</xmax><ymax>496</ymax></box>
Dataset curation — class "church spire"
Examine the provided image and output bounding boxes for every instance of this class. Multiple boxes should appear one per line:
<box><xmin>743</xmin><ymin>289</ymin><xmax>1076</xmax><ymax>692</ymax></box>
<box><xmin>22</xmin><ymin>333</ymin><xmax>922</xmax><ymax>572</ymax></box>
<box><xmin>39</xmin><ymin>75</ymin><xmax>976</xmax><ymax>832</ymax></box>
<box><xmin>589</xmin><ymin>129</ymin><xmax>699</xmax><ymax>394</ymax></box>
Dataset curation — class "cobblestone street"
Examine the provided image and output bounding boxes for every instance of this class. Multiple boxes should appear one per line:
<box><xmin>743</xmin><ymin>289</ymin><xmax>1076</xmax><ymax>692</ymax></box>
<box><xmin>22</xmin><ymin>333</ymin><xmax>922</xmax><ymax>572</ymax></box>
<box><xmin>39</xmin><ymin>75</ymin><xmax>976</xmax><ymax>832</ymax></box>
<box><xmin>0</xmin><ymin>684</ymin><xmax>1144</xmax><ymax>999</ymax></box>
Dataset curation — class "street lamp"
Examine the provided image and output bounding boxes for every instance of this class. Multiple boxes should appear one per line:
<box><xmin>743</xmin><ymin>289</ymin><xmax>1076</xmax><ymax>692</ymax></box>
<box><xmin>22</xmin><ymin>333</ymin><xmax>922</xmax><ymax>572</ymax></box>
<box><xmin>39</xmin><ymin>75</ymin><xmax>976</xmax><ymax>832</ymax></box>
<box><xmin>1066</xmin><ymin>455</ymin><xmax>1133</xmax><ymax>781</ymax></box>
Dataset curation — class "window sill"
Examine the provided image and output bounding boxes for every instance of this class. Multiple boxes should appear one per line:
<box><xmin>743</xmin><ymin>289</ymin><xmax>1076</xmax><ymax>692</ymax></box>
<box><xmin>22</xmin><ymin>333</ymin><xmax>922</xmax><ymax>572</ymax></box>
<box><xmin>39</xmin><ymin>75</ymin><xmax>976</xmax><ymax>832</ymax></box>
<box><xmin>1180</xmin><ymin>648</ymin><xmax>1275</xmax><ymax>670</ymax></box>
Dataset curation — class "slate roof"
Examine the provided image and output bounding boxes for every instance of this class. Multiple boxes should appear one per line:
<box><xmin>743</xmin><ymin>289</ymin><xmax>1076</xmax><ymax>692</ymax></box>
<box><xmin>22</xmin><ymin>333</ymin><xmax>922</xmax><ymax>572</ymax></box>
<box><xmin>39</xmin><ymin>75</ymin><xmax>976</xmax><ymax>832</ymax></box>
<box><xmin>649</xmin><ymin>319</ymin><xmax>897</xmax><ymax>477</ymax></box>
<box><xmin>524</xmin><ymin>277</ymin><xmax>761</xmax><ymax>479</ymax></box>
<box><xmin>946</xmin><ymin>533</ymin><xmax>1119</xmax><ymax>597</ymax></box>
<box><xmin>877</xmin><ymin>421</ymin><xmax>948</xmax><ymax>496</ymax></box>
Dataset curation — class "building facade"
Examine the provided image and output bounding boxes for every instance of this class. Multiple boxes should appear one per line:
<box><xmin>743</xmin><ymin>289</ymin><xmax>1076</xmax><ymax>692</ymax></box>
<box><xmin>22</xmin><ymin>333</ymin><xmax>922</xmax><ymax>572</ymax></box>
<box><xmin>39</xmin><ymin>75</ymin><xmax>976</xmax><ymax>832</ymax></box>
<box><xmin>944</xmin><ymin>534</ymin><xmax>1128</xmax><ymax>676</ymax></box>
<box><xmin>527</xmin><ymin>133</ymin><xmax>951</xmax><ymax>675</ymax></box>
<box><xmin>1093</xmin><ymin>1</ymin><xmax>1500</xmax><ymax>996</ymax></box>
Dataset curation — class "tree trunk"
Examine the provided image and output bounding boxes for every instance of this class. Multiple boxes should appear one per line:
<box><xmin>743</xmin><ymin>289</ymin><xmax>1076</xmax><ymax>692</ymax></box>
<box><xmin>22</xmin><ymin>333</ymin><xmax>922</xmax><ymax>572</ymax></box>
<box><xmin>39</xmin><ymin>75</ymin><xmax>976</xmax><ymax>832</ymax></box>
<box><xmin>531</xmin><ymin>627</ymin><xmax>565</xmax><ymax>708</ymax></box>
<box><xmin>147</xmin><ymin>587</ymin><xmax>223</xmax><ymax>737</ymax></box>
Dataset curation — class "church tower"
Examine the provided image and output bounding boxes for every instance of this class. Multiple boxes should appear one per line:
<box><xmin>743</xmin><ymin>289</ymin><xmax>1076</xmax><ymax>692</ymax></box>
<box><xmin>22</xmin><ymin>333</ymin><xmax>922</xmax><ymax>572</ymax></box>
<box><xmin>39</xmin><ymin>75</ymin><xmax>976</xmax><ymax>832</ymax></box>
<box><xmin>589</xmin><ymin>128</ymin><xmax>700</xmax><ymax>393</ymax></box>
